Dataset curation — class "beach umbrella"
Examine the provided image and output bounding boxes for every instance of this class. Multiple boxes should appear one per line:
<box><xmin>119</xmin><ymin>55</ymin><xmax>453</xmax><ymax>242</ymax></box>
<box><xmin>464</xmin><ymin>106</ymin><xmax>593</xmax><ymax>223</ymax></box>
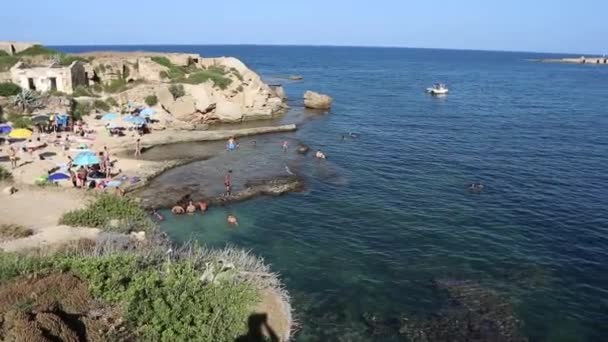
<box><xmin>140</xmin><ymin>108</ymin><xmax>156</xmax><ymax>117</ymax></box>
<box><xmin>124</xmin><ymin>115</ymin><xmax>146</xmax><ymax>127</ymax></box>
<box><xmin>8</xmin><ymin>128</ymin><xmax>33</xmax><ymax>139</ymax></box>
<box><xmin>31</xmin><ymin>114</ymin><xmax>49</xmax><ymax>124</ymax></box>
<box><xmin>49</xmin><ymin>173</ymin><xmax>70</xmax><ymax>181</ymax></box>
<box><xmin>0</xmin><ymin>124</ymin><xmax>11</xmax><ymax>135</ymax></box>
<box><xmin>102</xmin><ymin>113</ymin><xmax>119</xmax><ymax>121</ymax></box>
<box><xmin>73</xmin><ymin>151</ymin><xmax>100</xmax><ymax>166</ymax></box>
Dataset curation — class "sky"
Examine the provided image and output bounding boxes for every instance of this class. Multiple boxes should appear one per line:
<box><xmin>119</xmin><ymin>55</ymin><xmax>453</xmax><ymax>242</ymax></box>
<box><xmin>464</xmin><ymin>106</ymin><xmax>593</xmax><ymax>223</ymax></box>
<box><xmin>1</xmin><ymin>0</ymin><xmax>607</xmax><ymax>54</ymax></box>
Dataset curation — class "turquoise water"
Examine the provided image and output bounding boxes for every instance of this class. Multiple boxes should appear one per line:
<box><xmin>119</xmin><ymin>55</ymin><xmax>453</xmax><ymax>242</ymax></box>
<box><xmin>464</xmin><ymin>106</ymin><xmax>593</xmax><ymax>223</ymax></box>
<box><xmin>60</xmin><ymin>46</ymin><xmax>608</xmax><ymax>341</ymax></box>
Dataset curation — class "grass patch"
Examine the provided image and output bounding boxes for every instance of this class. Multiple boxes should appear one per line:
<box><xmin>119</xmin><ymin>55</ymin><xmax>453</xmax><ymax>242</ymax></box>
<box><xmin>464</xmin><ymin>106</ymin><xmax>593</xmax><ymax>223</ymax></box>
<box><xmin>181</xmin><ymin>70</ymin><xmax>232</xmax><ymax>89</ymax></box>
<box><xmin>59</xmin><ymin>193</ymin><xmax>155</xmax><ymax>233</ymax></box>
<box><xmin>93</xmin><ymin>99</ymin><xmax>110</xmax><ymax>111</ymax></box>
<box><xmin>151</xmin><ymin>56</ymin><xmax>185</xmax><ymax>80</ymax></box>
<box><xmin>0</xmin><ymin>224</ymin><xmax>34</xmax><ymax>240</ymax></box>
<box><xmin>106</xmin><ymin>97</ymin><xmax>118</xmax><ymax>107</ymax></box>
<box><xmin>0</xmin><ymin>82</ymin><xmax>22</xmax><ymax>97</ymax></box>
<box><xmin>0</xmin><ymin>166</ymin><xmax>12</xmax><ymax>181</ymax></box>
<box><xmin>72</xmin><ymin>85</ymin><xmax>96</xmax><ymax>97</ymax></box>
<box><xmin>0</xmin><ymin>56</ymin><xmax>19</xmax><ymax>72</ymax></box>
<box><xmin>15</xmin><ymin>45</ymin><xmax>60</xmax><ymax>56</ymax></box>
<box><xmin>103</xmin><ymin>79</ymin><xmax>128</xmax><ymax>93</ymax></box>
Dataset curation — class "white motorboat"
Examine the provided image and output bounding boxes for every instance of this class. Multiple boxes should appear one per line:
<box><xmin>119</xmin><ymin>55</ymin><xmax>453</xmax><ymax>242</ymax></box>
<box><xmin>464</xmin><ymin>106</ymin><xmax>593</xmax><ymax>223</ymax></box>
<box><xmin>427</xmin><ymin>83</ymin><xmax>449</xmax><ymax>95</ymax></box>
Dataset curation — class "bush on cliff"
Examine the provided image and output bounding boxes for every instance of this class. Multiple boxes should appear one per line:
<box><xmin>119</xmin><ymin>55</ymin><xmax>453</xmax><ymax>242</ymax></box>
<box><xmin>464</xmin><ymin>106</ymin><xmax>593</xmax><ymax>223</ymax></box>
<box><xmin>6</xmin><ymin>113</ymin><xmax>31</xmax><ymax>129</ymax></box>
<box><xmin>103</xmin><ymin>79</ymin><xmax>128</xmax><ymax>93</ymax></box>
<box><xmin>0</xmin><ymin>243</ymin><xmax>268</xmax><ymax>341</ymax></box>
<box><xmin>15</xmin><ymin>45</ymin><xmax>60</xmax><ymax>56</ymax></box>
<box><xmin>169</xmin><ymin>84</ymin><xmax>185</xmax><ymax>99</ymax></box>
<box><xmin>0</xmin><ymin>56</ymin><xmax>19</xmax><ymax>72</ymax></box>
<box><xmin>145</xmin><ymin>95</ymin><xmax>158</xmax><ymax>106</ymax></box>
<box><xmin>70</xmin><ymin>100</ymin><xmax>92</xmax><ymax>121</ymax></box>
<box><xmin>0</xmin><ymin>82</ymin><xmax>21</xmax><ymax>97</ymax></box>
<box><xmin>152</xmin><ymin>56</ymin><xmax>185</xmax><ymax>80</ymax></box>
<box><xmin>0</xmin><ymin>166</ymin><xmax>12</xmax><ymax>181</ymax></box>
<box><xmin>93</xmin><ymin>99</ymin><xmax>110</xmax><ymax>112</ymax></box>
<box><xmin>182</xmin><ymin>70</ymin><xmax>232</xmax><ymax>90</ymax></box>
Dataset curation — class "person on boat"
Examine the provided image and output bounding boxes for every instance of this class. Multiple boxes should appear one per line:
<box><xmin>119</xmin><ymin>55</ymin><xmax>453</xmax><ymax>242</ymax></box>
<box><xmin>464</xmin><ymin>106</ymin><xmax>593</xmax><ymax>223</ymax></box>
<box><xmin>199</xmin><ymin>201</ymin><xmax>208</xmax><ymax>212</ymax></box>
<box><xmin>186</xmin><ymin>201</ymin><xmax>197</xmax><ymax>214</ymax></box>
<box><xmin>227</xmin><ymin>215</ymin><xmax>239</xmax><ymax>226</ymax></box>
<box><xmin>172</xmin><ymin>205</ymin><xmax>185</xmax><ymax>215</ymax></box>
<box><xmin>315</xmin><ymin>150</ymin><xmax>326</xmax><ymax>159</ymax></box>
<box><xmin>224</xmin><ymin>170</ymin><xmax>233</xmax><ymax>196</ymax></box>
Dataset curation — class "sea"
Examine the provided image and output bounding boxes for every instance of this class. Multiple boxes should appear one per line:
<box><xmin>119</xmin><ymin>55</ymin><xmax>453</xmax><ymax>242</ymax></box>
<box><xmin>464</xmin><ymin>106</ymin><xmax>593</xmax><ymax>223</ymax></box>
<box><xmin>58</xmin><ymin>45</ymin><xmax>608</xmax><ymax>341</ymax></box>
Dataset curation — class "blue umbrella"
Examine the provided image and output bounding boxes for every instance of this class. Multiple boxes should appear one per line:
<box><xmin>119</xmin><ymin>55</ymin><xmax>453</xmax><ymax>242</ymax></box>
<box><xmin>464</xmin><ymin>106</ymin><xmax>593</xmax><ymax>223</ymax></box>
<box><xmin>102</xmin><ymin>113</ymin><xmax>119</xmax><ymax>121</ymax></box>
<box><xmin>140</xmin><ymin>108</ymin><xmax>156</xmax><ymax>117</ymax></box>
<box><xmin>49</xmin><ymin>173</ymin><xmax>70</xmax><ymax>181</ymax></box>
<box><xmin>73</xmin><ymin>151</ymin><xmax>100</xmax><ymax>166</ymax></box>
<box><xmin>123</xmin><ymin>115</ymin><xmax>146</xmax><ymax>127</ymax></box>
<box><xmin>0</xmin><ymin>124</ymin><xmax>11</xmax><ymax>135</ymax></box>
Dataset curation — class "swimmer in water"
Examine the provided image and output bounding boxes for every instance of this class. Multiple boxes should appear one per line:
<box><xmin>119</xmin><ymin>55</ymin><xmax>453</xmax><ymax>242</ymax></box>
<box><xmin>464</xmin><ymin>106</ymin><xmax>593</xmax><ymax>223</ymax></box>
<box><xmin>186</xmin><ymin>201</ymin><xmax>197</xmax><ymax>214</ymax></box>
<box><xmin>469</xmin><ymin>183</ymin><xmax>485</xmax><ymax>193</ymax></box>
<box><xmin>171</xmin><ymin>206</ymin><xmax>185</xmax><ymax>215</ymax></box>
<box><xmin>282</xmin><ymin>140</ymin><xmax>289</xmax><ymax>152</ymax></box>
<box><xmin>315</xmin><ymin>150</ymin><xmax>326</xmax><ymax>159</ymax></box>
<box><xmin>226</xmin><ymin>137</ymin><xmax>238</xmax><ymax>151</ymax></box>
<box><xmin>227</xmin><ymin>215</ymin><xmax>239</xmax><ymax>226</ymax></box>
<box><xmin>199</xmin><ymin>201</ymin><xmax>208</xmax><ymax>212</ymax></box>
<box><xmin>152</xmin><ymin>209</ymin><xmax>164</xmax><ymax>221</ymax></box>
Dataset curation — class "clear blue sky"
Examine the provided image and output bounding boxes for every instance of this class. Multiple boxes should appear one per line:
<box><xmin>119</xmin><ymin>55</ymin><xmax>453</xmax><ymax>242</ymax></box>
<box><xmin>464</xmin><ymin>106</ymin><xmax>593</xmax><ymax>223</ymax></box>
<box><xmin>1</xmin><ymin>0</ymin><xmax>607</xmax><ymax>54</ymax></box>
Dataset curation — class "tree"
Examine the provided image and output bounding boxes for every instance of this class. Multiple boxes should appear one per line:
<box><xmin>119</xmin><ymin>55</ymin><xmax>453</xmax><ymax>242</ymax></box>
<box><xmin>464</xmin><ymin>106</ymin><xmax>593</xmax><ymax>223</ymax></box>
<box><xmin>12</xmin><ymin>89</ymin><xmax>41</xmax><ymax>113</ymax></box>
<box><xmin>0</xmin><ymin>82</ymin><xmax>22</xmax><ymax>97</ymax></box>
<box><xmin>145</xmin><ymin>95</ymin><xmax>158</xmax><ymax>106</ymax></box>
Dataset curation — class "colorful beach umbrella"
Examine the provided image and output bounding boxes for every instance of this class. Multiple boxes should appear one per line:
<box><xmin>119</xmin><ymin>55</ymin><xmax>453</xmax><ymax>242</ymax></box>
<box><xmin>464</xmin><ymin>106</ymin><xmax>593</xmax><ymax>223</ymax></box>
<box><xmin>102</xmin><ymin>113</ymin><xmax>119</xmax><ymax>121</ymax></box>
<box><xmin>73</xmin><ymin>151</ymin><xmax>100</xmax><ymax>166</ymax></box>
<box><xmin>140</xmin><ymin>108</ymin><xmax>156</xmax><ymax>117</ymax></box>
<box><xmin>123</xmin><ymin>115</ymin><xmax>146</xmax><ymax>127</ymax></box>
<box><xmin>8</xmin><ymin>128</ymin><xmax>33</xmax><ymax>139</ymax></box>
<box><xmin>49</xmin><ymin>173</ymin><xmax>70</xmax><ymax>181</ymax></box>
<box><xmin>0</xmin><ymin>124</ymin><xmax>11</xmax><ymax>135</ymax></box>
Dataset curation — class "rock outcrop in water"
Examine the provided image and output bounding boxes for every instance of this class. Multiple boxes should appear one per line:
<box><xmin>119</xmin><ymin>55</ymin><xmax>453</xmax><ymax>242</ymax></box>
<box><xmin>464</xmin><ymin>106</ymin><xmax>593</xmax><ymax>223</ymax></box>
<box><xmin>361</xmin><ymin>279</ymin><xmax>527</xmax><ymax>341</ymax></box>
<box><xmin>136</xmin><ymin>175</ymin><xmax>304</xmax><ymax>209</ymax></box>
<box><xmin>304</xmin><ymin>90</ymin><xmax>333</xmax><ymax>110</ymax></box>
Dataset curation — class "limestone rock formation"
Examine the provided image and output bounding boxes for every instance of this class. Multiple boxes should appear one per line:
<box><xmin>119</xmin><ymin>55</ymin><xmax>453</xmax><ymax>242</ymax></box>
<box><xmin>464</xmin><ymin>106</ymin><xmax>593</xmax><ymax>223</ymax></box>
<box><xmin>214</xmin><ymin>100</ymin><xmax>243</xmax><ymax>123</ymax></box>
<box><xmin>304</xmin><ymin>91</ymin><xmax>332</xmax><ymax>110</ymax></box>
<box><xmin>166</xmin><ymin>96</ymin><xmax>199</xmax><ymax>122</ymax></box>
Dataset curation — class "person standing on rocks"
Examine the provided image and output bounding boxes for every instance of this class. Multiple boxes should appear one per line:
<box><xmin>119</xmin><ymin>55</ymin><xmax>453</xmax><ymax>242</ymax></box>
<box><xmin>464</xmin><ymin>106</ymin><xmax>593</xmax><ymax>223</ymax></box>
<box><xmin>224</xmin><ymin>170</ymin><xmax>233</xmax><ymax>196</ymax></box>
<box><xmin>134</xmin><ymin>139</ymin><xmax>141</xmax><ymax>157</ymax></box>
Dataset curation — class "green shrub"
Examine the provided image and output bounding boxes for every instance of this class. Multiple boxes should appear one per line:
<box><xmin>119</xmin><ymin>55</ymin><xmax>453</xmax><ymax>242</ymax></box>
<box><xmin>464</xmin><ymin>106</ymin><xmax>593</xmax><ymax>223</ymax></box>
<box><xmin>230</xmin><ymin>68</ymin><xmax>244</xmax><ymax>81</ymax></box>
<box><xmin>91</xmin><ymin>83</ymin><xmax>103</xmax><ymax>93</ymax></box>
<box><xmin>0</xmin><ymin>56</ymin><xmax>19</xmax><ymax>72</ymax></box>
<box><xmin>208</xmin><ymin>65</ymin><xmax>227</xmax><ymax>75</ymax></box>
<box><xmin>106</xmin><ymin>97</ymin><xmax>118</xmax><ymax>107</ymax></box>
<box><xmin>70</xmin><ymin>100</ymin><xmax>92</xmax><ymax>121</ymax></box>
<box><xmin>15</xmin><ymin>45</ymin><xmax>60</xmax><ymax>56</ymax></box>
<box><xmin>0</xmin><ymin>166</ymin><xmax>12</xmax><ymax>181</ymax></box>
<box><xmin>58</xmin><ymin>55</ymin><xmax>87</xmax><ymax>66</ymax></box>
<box><xmin>169</xmin><ymin>84</ymin><xmax>185</xmax><ymax>99</ymax></box>
<box><xmin>103</xmin><ymin>79</ymin><xmax>127</xmax><ymax>93</ymax></box>
<box><xmin>159</xmin><ymin>71</ymin><xmax>169</xmax><ymax>79</ymax></box>
<box><xmin>93</xmin><ymin>99</ymin><xmax>110</xmax><ymax>112</ymax></box>
<box><xmin>145</xmin><ymin>95</ymin><xmax>158</xmax><ymax>106</ymax></box>
<box><xmin>60</xmin><ymin>194</ymin><xmax>154</xmax><ymax>233</ymax></box>
<box><xmin>0</xmin><ymin>50</ymin><xmax>8</xmax><ymax>57</ymax></box>
<box><xmin>236</xmin><ymin>85</ymin><xmax>244</xmax><ymax>92</ymax></box>
<box><xmin>7</xmin><ymin>113</ymin><xmax>32</xmax><ymax>129</ymax></box>
<box><xmin>72</xmin><ymin>85</ymin><xmax>95</xmax><ymax>97</ymax></box>
<box><xmin>0</xmin><ymin>82</ymin><xmax>21</xmax><ymax>97</ymax></box>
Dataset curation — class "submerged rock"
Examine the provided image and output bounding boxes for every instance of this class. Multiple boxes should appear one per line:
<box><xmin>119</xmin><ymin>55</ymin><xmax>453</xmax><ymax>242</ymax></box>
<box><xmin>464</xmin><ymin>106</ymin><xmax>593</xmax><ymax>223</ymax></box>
<box><xmin>304</xmin><ymin>91</ymin><xmax>333</xmax><ymax>110</ymax></box>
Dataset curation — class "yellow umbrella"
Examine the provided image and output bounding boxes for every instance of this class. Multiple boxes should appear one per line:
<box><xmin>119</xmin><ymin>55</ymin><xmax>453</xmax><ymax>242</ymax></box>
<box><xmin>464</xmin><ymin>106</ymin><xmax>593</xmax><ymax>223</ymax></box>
<box><xmin>8</xmin><ymin>128</ymin><xmax>33</xmax><ymax>139</ymax></box>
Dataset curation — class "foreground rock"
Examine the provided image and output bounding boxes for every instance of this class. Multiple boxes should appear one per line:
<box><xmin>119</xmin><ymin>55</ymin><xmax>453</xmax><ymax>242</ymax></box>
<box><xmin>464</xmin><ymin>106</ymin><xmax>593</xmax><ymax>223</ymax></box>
<box><xmin>304</xmin><ymin>90</ymin><xmax>333</xmax><ymax>110</ymax></box>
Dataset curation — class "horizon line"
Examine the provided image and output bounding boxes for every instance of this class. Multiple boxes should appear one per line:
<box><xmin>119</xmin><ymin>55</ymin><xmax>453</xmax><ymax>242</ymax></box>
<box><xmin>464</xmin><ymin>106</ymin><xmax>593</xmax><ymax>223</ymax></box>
<box><xmin>45</xmin><ymin>43</ymin><xmax>597</xmax><ymax>57</ymax></box>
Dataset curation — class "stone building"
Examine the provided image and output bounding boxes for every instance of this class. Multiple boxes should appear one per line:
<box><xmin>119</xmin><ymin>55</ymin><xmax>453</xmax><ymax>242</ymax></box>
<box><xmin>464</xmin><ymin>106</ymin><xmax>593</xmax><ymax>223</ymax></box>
<box><xmin>10</xmin><ymin>61</ymin><xmax>87</xmax><ymax>94</ymax></box>
<box><xmin>0</xmin><ymin>41</ymin><xmax>39</xmax><ymax>55</ymax></box>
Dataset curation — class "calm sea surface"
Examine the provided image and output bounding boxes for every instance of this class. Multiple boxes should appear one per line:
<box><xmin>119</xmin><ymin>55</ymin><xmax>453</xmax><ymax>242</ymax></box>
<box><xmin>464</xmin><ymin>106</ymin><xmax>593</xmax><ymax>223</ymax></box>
<box><xmin>59</xmin><ymin>45</ymin><xmax>608</xmax><ymax>341</ymax></box>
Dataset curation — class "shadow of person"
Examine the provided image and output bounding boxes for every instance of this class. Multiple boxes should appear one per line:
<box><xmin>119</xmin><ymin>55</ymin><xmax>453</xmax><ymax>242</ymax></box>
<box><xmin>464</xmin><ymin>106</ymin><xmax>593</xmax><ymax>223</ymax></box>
<box><xmin>235</xmin><ymin>313</ymin><xmax>279</xmax><ymax>342</ymax></box>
